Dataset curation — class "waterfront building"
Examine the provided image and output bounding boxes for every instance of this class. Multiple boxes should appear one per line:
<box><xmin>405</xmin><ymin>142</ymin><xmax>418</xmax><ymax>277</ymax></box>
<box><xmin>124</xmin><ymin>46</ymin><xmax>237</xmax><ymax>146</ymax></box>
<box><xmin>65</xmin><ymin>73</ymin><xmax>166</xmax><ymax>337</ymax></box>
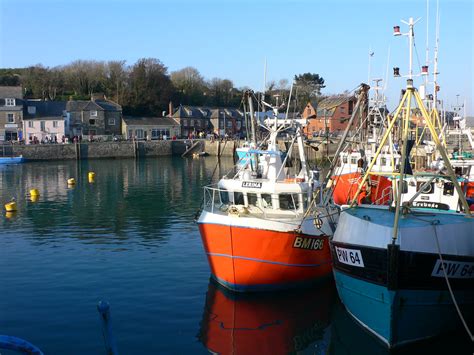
<box><xmin>172</xmin><ymin>104</ymin><xmax>245</xmax><ymax>138</ymax></box>
<box><xmin>304</xmin><ymin>95</ymin><xmax>358</xmax><ymax>135</ymax></box>
<box><xmin>22</xmin><ymin>100</ymin><xmax>67</xmax><ymax>143</ymax></box>
<box><xmin>122</xmin><ymin>116</ymin><xmax>180</xmax><ymax>140</ymax></box>
<box><xmin>302</xmin><ymin>101</ymin><xmax>318</xmax><ymax>137</ymax></box>
<box><xmin>0</xmin><ymin>86</ymin><xmax>24</xmax><ymax>142</ymax></box>
<box><xmin>209</xmin><ymin>108</ymin><xmax>245</xmax><ymax>137</ymax></box>
<box><xmin>66</xmin><ymin>98</ymin><xmax>122</xmax><ymax>139</ymax></box>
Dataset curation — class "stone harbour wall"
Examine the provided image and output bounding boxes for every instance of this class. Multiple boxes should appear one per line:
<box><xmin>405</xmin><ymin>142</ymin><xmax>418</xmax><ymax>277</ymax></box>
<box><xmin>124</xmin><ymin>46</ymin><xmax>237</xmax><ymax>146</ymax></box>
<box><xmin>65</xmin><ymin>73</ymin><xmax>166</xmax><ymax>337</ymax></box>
<box><xmin>5</xmin><ymin>139</ymin><xmax>336</xmax><ymax>161</ymax></box>
<box><xmin>10</xmin><ymin>141</ymin><xmax>173</xmax><ymax>161</ymax></box>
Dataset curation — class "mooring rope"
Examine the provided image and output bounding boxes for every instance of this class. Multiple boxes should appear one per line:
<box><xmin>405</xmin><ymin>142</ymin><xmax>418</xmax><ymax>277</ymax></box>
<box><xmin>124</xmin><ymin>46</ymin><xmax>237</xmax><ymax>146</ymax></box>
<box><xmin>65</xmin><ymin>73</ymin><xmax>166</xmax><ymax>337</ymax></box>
<box><xmin>431</xmin><ymin>220</ymin><xmax>474</xmax><ymax>342</ymax></box>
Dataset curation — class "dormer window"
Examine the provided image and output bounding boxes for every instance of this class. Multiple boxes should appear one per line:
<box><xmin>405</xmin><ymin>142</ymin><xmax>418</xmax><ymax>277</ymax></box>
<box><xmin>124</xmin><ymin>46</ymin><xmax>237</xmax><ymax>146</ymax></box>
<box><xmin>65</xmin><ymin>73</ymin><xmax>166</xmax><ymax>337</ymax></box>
<box><xmin>5</xmin><ymin>98</ymin><xmax>15</xmax><ymax>106</ymax></box>
<box><xmin>90</xmin><ymin>110</ymin><xmax>98</xmax><ymax>117</ymax></box>
<box><xmin>28</xmin><ymin>106</ymin><xmax>36</xmax><ymax>114</ymax></box>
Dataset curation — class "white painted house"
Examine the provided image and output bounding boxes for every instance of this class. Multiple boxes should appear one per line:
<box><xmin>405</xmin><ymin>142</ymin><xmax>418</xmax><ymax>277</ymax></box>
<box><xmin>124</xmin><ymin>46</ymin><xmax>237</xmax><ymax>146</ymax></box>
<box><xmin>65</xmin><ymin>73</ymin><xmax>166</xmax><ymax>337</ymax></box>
<box><xmin>22</xmin><ymin>101</ymin><xmax>67</xmax><ymax>143</ymax></box>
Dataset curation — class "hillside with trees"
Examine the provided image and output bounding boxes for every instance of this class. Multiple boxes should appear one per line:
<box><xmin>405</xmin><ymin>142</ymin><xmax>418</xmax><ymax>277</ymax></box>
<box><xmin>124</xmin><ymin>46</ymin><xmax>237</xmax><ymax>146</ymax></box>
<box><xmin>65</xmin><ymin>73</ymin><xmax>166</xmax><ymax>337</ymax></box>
<box><xmin>0</xmin><ymin>59</ymin><xmax>325</xmax><ymax>116</ymax></box>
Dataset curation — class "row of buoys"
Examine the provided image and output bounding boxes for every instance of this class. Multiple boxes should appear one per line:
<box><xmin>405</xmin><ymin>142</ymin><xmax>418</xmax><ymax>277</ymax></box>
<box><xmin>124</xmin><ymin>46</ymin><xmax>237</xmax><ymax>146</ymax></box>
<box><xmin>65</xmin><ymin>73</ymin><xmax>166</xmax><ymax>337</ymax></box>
<box><xmin>68</xmin><ymin>171</ymin><xmax>96</xmax><ymax>187</ymax></box>
<box><xmin>4</xmin><ymin>172</ymin><xmax>96</xmax><ymax>216</ymax></box>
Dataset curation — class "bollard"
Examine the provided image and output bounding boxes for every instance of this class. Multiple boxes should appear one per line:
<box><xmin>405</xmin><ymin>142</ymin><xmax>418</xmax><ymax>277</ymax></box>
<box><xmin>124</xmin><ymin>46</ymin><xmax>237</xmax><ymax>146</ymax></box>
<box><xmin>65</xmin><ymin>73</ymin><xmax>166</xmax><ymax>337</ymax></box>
<box><xmin>97</xmin><ymin>300</ymin><xmax>119</xmax><ymax>355</ymax></box>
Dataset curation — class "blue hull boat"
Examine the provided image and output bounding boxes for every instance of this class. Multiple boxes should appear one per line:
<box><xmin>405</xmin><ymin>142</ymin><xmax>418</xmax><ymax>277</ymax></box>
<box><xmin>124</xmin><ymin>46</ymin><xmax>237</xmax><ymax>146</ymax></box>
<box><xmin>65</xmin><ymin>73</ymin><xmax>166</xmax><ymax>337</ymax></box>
<box><xmin>0</xmin><ymin>156</ymin><xmax>24</xmax><ymax>164</ymax></box>
<box><xmin>330</xmin><ymin>206</ymin><xmax>474</xmax><ymax>348</ymax></box>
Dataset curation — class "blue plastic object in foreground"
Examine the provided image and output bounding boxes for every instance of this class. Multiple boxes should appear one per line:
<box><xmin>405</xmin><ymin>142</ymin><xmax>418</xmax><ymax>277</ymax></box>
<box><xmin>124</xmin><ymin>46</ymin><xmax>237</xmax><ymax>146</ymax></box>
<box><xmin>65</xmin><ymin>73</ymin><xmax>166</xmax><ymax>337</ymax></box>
<box><xmin>97</xmin><ymin>300</ymin><xmax>119</xmax><ymax>355</ymax></box>
<box><xmin>0</xmin><ymin>335</ymin><xmax>44</xmax><ymax>354</ymax></box>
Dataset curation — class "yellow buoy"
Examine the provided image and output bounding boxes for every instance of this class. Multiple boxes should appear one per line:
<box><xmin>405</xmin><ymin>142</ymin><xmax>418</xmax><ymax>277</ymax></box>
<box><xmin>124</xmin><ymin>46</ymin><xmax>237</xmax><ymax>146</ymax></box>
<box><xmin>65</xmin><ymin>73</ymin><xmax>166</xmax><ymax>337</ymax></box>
<box><xmin>88</xmin><ymin>172</ymin><xmax>96</xmax><ymax>179</ymax></box>
<box><xmin>5</xmin><ymin>211</ymin><xmax>16</xmax><ymax>219</ymax></box>
<box><xmin>30</xmin><ymin>195</ymin><xmax>39</xmax><ymax>203</ymax></box>
<box><xmin>67</xmin><ymin>178</ymin><xmax>76</xmax><ymax>185</ymax></box>
<box><xmin>5</xmin><ymin>201</ymin><xmax>17</xmax><ymax>212</ymax></box>
<box><xmin>29</xmin><ymin>188</ymin><xmax>40</xmax><ymax>197</ymax></box>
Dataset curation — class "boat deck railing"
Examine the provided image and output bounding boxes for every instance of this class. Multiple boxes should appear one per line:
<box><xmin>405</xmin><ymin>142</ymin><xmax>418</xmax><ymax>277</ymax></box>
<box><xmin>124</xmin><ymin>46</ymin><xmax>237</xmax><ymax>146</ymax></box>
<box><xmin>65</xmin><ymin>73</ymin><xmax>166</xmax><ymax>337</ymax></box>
<box><xmin>202</xmin><ymin>185</ymin><xmax>303</xmax><ymax>220</ymax></box>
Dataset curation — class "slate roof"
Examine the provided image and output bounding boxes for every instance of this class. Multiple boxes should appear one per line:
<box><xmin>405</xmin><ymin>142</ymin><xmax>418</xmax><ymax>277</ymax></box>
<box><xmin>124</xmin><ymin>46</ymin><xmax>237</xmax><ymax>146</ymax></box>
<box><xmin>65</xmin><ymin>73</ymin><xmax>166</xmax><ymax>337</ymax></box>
<box><xmin>123</xmin><ymin>116</ymin><xmax>180</xmax><ymax>126</ymax></box>
<box><xmin>0</xmin><ymin>86</ymin><xmax>23</xmax><ymax>99</ymax></box>
<box><xmin>210</xmin><ymin>108</ymin><xmax>244</xmax><ymax>119</ymax></box>
<box><xmin>23</xmin><ymin>100</ymin><xmax>67</xmax><ymax>120</ymax></box>
<box><xmin>66</xmin><ymin>100</ymin><xmax>103</xmax><ymax>111</ymax></box>
<box><xmin>173</xmin><ymin>105</ymin><xmax>242</xmax><ymax>119</ymax></box>
<box><xmin>317</xmin><ymin>96</ymin><xmax>354</xmax><ymax>116</ymax></box>
<box><xmin>95</xmin><ymin>100</ymin><xmax>122</xmax><ymax>111</ymax></box>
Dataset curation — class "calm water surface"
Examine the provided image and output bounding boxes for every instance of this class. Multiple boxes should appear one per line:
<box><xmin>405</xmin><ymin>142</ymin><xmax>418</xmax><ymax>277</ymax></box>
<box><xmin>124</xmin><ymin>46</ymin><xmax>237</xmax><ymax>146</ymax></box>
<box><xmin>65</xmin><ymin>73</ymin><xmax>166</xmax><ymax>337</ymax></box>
<box><xmin>0</xmin><ymin>158</ymin><xmax>471</xmax><ymax>354</ymax></box>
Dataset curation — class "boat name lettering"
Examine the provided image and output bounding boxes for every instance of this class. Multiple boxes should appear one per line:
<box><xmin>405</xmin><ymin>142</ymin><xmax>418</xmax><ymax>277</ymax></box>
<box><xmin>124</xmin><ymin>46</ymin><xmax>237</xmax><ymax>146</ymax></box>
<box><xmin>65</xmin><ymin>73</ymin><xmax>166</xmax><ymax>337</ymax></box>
<box><xmin>293</xmin><ymin>237</ymin><xmax>324</xmax><ymax>250</ymax></box>
<box><xmin>431</xmin><ymin>260</ymin><xmax>474</xmax><ymax>279</ymax></box>
<box><xmin>411</xmin><ymin>201</ymin><xmax>449</xmax><ymax>210</ymax></box>
<box><xmin>241</xmin><ymin>181</ymin><xmax>262</xmax><ymax>188</ymax></box>
<box><xmin>334</xmin><ymin>246</ymin><xmax>365</xmax><ymax>267</ymax></box>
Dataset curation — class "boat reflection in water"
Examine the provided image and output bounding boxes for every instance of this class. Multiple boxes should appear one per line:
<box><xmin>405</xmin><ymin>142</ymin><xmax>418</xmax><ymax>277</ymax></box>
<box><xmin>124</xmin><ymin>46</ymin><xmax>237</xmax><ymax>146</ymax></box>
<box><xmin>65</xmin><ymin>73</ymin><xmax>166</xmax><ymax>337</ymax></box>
<box><xmin>329</xmin><ymin>302</ymin><xmax>473</xmax><ymax>355</ymax></box>
<box><xmin>198</xmin><ymin>279</ymin><xmax>336</xmax><ymax>354</ymax></box>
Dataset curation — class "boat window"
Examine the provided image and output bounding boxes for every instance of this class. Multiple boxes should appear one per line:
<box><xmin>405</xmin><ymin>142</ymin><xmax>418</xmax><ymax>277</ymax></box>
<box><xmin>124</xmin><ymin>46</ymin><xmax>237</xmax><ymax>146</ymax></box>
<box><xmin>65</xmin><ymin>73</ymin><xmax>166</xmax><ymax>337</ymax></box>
<box><xmin>279</xmin><ymin>194</ymin><xmax>299</xmax><ymax>210</ymax></box>
<box><xmin>302</xmin><ymin>194</ymin><xmax>308</xmax><ymax>210</ymax></box>
<box><xmin>219</xmin><ymin>189</ymin><xmax>229</xmax><ymax>205</ymax></box>
<box><xmin>342</xmin><ymin>156</ymin><xmax>348</xmax><ymax>164</ymax></box>
<box><xmin>261</xmin><ymin>194</ymin><xmax>272</xmax><ymax>208</ymax></box>
<box><xmin>350</xmin><ymin>156</ymin><xmax>357</xmax><ymax>165</ymax></box>
<box><xmin>247</xmin><ymin>193</ymin><xmax>258</xmax><ymax>207</ymax></box>
<box><xmin>381</xmin><ymin>157</ymin><xmax>387</xmax><ymax>166</ymax></box>
<box><xmin>397</xmin><ymin>180</ymin><xmax>408</xmax><ymax>194</ymax></box>
<box><xmin>443</xmin><ymin>182</ymin><xmax>454</xmax><ymax>196</ymax></box>
<box><xmin>233</xmin><ymin>192</ymin><xmax>244</xmax><ymax>205</ymax></box>
<box><xmin>416</xmin><ymin>182</ymin><xmax>434</xmax><ymax>194</ymax></box>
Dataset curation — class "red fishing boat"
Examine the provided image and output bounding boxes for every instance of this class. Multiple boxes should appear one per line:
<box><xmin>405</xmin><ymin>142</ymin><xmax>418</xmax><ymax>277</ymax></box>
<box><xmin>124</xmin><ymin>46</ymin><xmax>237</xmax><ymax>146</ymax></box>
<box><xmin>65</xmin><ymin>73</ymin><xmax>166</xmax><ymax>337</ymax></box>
<box><xmin>197</xmin><ymin>94</ymin><xmax>338</xmax><ymax>291</ymax></box>
<box><xmin>332</xmin><ymin>150</ymin><xmax>396</xmax><ymax>205</ymax></box>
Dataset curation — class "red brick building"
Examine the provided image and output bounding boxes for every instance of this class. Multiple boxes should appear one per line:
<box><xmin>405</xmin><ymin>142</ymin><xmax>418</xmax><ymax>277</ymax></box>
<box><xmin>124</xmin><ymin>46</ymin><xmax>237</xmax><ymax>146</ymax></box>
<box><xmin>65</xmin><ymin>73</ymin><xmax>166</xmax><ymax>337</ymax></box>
<box><xmin>303</xmin><ymin>96</ymin><xmax>357</xmax><ymax>136</ymax></box>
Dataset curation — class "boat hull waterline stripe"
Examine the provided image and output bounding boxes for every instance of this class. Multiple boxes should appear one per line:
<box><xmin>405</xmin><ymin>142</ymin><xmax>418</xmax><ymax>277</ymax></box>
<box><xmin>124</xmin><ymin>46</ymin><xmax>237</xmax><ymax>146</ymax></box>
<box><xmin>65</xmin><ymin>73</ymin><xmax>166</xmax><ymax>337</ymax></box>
<box><xmin>207</xmin><ymin>252</ymin><xmax>332</xmax><ymax>268</ymax></box>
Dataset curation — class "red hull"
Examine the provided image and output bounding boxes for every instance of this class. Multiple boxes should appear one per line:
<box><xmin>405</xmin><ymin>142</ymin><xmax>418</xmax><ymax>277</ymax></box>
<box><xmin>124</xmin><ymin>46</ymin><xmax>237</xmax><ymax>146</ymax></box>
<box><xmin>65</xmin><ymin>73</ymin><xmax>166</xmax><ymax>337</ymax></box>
<box><xmin>332</xmin><ymin>172</ymin><xmax>392</xmax><ymax>205</ymax></box>
<box><xmin>198</xmin><ymin>223</ymin><xmax>332</xmax><ymax>291</ymax></box>
<box><xmin>199</xmin><ymin>280</ymin><xmax>335</xmax><ymax>354</ymax></box>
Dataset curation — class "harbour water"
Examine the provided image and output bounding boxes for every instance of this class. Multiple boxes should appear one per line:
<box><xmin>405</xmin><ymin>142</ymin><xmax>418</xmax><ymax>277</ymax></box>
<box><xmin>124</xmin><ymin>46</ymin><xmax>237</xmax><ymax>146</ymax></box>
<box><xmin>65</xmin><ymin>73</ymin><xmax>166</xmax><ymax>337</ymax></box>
<box><xmin>0</xmin><ymin>158</ymin><xmax>471</xmax><ymax>354</ymax></box>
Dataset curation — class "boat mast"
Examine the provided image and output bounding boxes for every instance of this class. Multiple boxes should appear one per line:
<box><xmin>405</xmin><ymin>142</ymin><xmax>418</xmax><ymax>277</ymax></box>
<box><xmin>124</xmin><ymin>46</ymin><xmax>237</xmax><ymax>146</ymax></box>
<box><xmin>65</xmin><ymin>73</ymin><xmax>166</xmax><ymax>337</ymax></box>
<box><xmin>350</xmin><ymin>17</ymin><xmax>472</xmax><ymax>226</ymax></box>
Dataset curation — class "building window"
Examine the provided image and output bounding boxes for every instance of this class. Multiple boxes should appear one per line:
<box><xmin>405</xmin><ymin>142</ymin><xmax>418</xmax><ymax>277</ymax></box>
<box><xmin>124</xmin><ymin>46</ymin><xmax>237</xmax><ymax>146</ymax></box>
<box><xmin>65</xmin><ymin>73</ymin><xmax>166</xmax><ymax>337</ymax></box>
<box><xmin>90</xmin><ymin>111</ymin><xmax>98</xmax><ymax>117</ymax></box>
<box><xmin>28</xmin><ymin>121</ymin><xmax>34</xmax><ymax>128</ymax></box>
<box><xmin>53</xmin><ymin>121</ymin><xmax>58</xmax><ymax>128</ymax></box>
<box><xmin>7</xmin><ymin>113</ymin><xmax>14</xmax><ymax>123</ymax></box>
<box><xmin>136</xmin><ymin>129</ymin><xmax>144</xmax><ymax>139</ymax></box>
<box><xmin>108</xmin><ymin>118</ymin><xmax>115</xmax><ymax>125</ymax></box>
<box><xmin>348</xmin><ymin>101</ymin><xmax>354</xmax><ymax>115</ymax></box>
<box><xmin>183</xmin><ymin>120</ymin><xmax>188</xmax><ymax>127</ymax></box>
<box><xmin>5</xmin><ymin>98</ymin><xmax>15</xmax><ymax>106</ymax></box>
<box><xmin>40</xmin><ymin>121</ymin><xmax>46</xmax><ymax>131</ymax></box>
<box><xmin>128</xmin><ymin>130</ymin><xmax>133</xmax><ymax>139</ymax></box>
<box><xmin>89</xmin><ymin>119</ymin><xmax>96</xmax><ymax>125</ymax></box>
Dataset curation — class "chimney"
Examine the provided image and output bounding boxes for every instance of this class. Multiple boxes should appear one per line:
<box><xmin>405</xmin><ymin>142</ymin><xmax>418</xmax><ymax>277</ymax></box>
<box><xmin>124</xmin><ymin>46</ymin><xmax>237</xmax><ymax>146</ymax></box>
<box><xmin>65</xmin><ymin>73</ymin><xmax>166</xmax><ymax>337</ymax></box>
<box><xmin>168</xmin><ymin>101</ymin><xmax>173</xmax><ymax>117</ymax></box>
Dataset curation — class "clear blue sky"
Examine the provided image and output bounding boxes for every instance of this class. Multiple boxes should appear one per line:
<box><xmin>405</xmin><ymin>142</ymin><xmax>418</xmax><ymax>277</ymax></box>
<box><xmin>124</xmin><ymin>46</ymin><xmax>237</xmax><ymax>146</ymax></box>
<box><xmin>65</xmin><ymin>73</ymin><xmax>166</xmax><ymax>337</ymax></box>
<box><xmin>0</xmin><ymin>0</ymin><xmax>472</xmax><ymax>113</ymax></box>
